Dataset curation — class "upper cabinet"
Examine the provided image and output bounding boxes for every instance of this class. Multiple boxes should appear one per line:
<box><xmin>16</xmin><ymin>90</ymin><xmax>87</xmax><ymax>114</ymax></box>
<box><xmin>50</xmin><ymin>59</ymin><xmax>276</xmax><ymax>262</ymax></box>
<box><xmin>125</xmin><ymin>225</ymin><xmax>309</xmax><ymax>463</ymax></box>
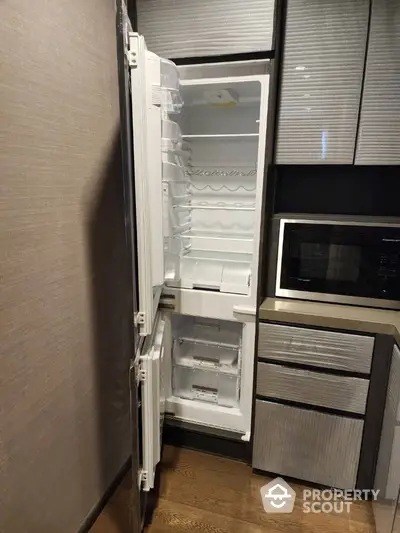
<box><xmin>355</xmin><ymin>0</ymin><xmax>400</xmax><ymax>165</ymax></box>
<box><xmin>136</xmin><ymin>0</ymin><xmax>276</xmax><ymax>59</ymax></box>
<box><xmin>275</xmin><ymin>0</ymin><xmax>369</xmax><ymax>164</ymax></box>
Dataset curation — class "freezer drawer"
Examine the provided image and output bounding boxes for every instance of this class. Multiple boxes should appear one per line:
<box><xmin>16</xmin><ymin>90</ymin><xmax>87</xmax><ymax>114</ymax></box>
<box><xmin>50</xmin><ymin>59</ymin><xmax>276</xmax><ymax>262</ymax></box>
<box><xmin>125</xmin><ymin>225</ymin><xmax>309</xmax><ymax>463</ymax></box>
<box><xmin>173</xmin><ymin>365</ymin><xmax>238</xmax><ymax>408</ymax></box>
<box><xmin>257</xmin><ymin>362</ymin><xmax>369</xmax><ymax>414</ymax></box>
<box><xmin>258</xmin><ymin>323</ymin><xmax>373</xmax><ymax>374</ymax></box>
<box><xmin>253</xmin><ymin>400</ymin><xmax>364</xmax><ymax>488</ymax></box>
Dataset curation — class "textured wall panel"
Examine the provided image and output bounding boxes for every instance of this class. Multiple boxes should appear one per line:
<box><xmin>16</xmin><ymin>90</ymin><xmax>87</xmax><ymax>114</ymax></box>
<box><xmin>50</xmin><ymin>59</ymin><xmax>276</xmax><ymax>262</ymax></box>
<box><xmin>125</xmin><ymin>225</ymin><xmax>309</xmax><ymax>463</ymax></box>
<box><xmin>258</xmin><ymin>323</ymin><xmax>374</xmax><ymax>373</ymax></box>
<box><xmin>276</xmin><ymin>0</ymin><xmax>369</xmax><ymax>164</ymax></box>
<box><xmin>257</xmin><ymin>362</ymin><xmax>369</xmax><ymax>414</ymax></box>
<box><xmin>355</xmin><ymin>0</ymin><xmax>400</xmax><ymax>164</ymax></box>
<box><xmin>137</xmin><ymin>0</ymin><xmax>275</xmax><ymax>58</ymax></box>
<box><xmin>253</xmin><ymin>400</ymin><xmax>363</xmax><ymax>488</ymax></box>
<box><xmin>0</xmin><ymin>2</ymin><xmax>131</xmax><ymax>532</ymax></box>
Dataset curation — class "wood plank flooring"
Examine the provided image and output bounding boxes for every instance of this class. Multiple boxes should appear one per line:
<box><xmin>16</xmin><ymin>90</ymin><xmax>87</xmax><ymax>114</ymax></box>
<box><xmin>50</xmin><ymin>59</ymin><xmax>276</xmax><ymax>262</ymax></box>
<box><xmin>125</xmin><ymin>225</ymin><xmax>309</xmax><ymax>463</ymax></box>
<box><xmin>91</xmin><ymin>445</ymin><xmax>376</xmax><ymax>533</ymax></box>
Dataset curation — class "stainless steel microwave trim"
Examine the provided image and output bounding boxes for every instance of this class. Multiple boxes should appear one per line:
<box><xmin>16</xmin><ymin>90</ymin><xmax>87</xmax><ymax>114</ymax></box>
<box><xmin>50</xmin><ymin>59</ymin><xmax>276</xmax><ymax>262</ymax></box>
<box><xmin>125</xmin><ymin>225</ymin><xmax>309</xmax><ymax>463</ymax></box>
<box><xmin>276</xmin><ymin>289</ymin><xmax>400</xmax><ymax>310</ymax></box>
<box><xmin>275</xmin><ymin>218</ymin><xmax>400</xmax><ymax>310</ymax></box>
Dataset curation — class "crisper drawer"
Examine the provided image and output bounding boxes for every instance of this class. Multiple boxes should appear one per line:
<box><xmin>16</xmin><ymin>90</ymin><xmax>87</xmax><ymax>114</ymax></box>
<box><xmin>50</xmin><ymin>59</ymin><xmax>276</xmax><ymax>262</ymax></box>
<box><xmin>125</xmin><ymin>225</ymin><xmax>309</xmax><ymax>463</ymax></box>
<box><xmin>253</xmin><ymin>400</ymin><xmax>364</xmax><ymax>489</ymax></box>
<box><xmin>172</xmin><ymin>365</ymin><xmax>239</xmax><ymax>408</ymax></box>
<box><xmin>258</xmin><ymin>323</ymin><xmax>373</xmax><ymax>374</ymax></box>
<box><xmin>257</xmin><ymin>362</ymin><xmax>369</xmax><ymax>414</ymax></box>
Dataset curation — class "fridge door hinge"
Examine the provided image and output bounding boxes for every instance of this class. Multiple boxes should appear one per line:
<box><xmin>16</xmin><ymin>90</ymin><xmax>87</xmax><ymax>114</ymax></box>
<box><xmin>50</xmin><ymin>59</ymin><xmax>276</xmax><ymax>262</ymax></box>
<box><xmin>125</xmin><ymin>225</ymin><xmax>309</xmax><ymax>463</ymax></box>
<box><xmin>138</xmin><ymin>469</ymin><xmax>148</xmax><ymax>487</ymax></box>
<box><xmin>133</xmin><ymin>358</ymin><xmax>147</xmax><ymax>384</ymax></box>
<box><xmin>126</xmin><ymin>50</ymin><xmax>137</xmax><ymax>68</ymax></box>
<box><xmin>134</xmin><ymin>311</ymin><xmax>145</xmax><ymax>326</ymax></box>
<box><xmin>136</xmin><ymin>362</ymin><xmax>147</xmax><ymax>383</ymax></box>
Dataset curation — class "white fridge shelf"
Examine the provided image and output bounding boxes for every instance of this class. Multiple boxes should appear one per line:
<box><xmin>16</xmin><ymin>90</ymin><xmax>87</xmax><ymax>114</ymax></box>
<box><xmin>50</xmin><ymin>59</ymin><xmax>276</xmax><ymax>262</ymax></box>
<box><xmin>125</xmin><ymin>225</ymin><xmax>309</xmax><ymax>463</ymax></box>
<box><xmin>182</xmin><ymin>133</ymin><xmax>259</xmax><ymax>139</ymax></box>
<box><xmin>173</xmin><ymin>202</ymin><xmax>256</xmax><ymax>211</ymax></box>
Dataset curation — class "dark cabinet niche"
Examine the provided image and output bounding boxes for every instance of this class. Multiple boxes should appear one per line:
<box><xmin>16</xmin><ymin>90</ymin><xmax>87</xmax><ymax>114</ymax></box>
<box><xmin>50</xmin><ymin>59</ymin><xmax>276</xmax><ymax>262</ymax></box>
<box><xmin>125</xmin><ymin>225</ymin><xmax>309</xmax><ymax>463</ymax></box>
<box><xmin>273</xmin><ymin>165</ymin><xmax>400</xmax><ymax>217</ymax></box>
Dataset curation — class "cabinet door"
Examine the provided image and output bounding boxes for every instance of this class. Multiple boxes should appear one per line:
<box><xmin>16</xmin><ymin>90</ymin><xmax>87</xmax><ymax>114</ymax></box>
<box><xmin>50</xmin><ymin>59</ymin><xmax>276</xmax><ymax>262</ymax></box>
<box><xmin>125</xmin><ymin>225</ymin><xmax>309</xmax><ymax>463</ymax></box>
<box><xmin>253</xmin><ymin>400</ymin><xmax>363</xmax><ymax>488</ymax></box>
<box><xmin>355</xmin><ymin>0</ymin><xmax>400</xmax><ymax>165</ymax></box>
<box><xmin>374</xmin><ymin>344</ymin><xmax>400</xmax><ymax>533</ymax></box>
<box><xmin>136</xmin><ymin>0</ymin><xmax>276</xmax><ymax>58</ymax></box>
<box><xmin>275</xmin><ymin>0</ymin><xmax>369</xmax><ymax>164</ymax></box>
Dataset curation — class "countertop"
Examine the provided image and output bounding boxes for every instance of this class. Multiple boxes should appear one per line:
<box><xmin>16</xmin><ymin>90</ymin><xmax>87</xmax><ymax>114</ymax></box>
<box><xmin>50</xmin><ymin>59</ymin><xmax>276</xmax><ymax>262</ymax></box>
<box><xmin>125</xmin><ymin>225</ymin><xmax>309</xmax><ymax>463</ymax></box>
<box><xmin>259</xmin><ymin>298</ymin><xmax>400</xmax><ymax>346</ymax></box>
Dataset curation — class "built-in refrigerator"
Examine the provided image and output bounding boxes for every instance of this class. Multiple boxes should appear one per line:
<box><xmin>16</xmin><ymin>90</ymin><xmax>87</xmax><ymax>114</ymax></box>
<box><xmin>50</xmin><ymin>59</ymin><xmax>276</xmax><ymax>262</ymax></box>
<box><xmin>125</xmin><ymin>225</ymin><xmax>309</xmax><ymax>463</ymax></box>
<box><xmin>116</xmin><ymin>4</ymin><xmax>270</xmax><ymax>528</ymax></box>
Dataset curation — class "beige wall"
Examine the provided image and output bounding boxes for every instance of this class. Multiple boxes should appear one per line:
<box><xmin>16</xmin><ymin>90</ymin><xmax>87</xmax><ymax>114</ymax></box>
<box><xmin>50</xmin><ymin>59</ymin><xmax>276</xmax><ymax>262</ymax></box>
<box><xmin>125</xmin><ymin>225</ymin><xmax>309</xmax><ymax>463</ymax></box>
<box><xmin>0</xmin><ymin>1</ymin><xmax>131</xmax><ymax>531</ymax></box>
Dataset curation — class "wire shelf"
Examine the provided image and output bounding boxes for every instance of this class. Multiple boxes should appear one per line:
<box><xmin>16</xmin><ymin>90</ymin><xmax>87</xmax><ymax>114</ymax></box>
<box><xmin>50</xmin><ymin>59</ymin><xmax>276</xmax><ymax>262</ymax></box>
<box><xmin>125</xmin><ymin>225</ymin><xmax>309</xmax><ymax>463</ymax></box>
<box><xmin>190</xmin><ymin>183</ymin><xmax>256</xmax><ymax>192</ymax></box>
<box><xmin>178</xmin><ymin>336</ymin><xmax>240</xmax><ymax>352</ymax></box>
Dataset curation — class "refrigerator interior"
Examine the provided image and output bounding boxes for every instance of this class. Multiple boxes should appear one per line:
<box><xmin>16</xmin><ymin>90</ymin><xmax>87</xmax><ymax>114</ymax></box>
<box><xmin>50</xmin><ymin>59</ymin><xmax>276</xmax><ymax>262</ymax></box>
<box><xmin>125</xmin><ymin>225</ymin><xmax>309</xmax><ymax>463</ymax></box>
<box><xmin>162</xmin><ymin>75</ymin><xmax>262</xmax><ymax>296</ymax></box>
<box><xmin>169</xmin><ymin>314</ymin><xmax>242</xmax><ymax>409</ymax></box>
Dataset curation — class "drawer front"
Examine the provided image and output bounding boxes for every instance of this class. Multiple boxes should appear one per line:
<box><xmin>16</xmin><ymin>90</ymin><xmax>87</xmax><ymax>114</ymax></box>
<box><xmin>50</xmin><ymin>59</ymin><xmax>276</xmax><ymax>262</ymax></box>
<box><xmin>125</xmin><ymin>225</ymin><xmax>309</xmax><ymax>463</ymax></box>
<box><xmin>253</xmin><ymin>400</ymin><xmax>363</xmax><ymax>489</ymax></box>
<box><xmin>258</xmin><ymin>323</ymin><xmax>373</xmax><ymax>374</ymax></box>
<box><xmin>257</xmin><ymin>362</ymin><xmax>369</xmax><ymax>414</ymax></box>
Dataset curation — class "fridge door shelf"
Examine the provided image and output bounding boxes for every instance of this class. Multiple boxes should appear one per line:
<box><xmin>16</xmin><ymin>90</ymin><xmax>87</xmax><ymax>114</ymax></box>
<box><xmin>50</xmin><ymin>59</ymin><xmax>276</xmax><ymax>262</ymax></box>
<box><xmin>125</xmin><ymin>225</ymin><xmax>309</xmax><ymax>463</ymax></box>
<box><xmin>162</xmin><ymin>119</ymin><xmax>182</xmax><ymax>145</ymax></box>
<box><xmin>163</xmin><ymin>181</ymin><xmax>191</xmax><ymax>199</ymax></box>
<box><xmin>160</xmin><ymin>88</ymin><xmax>183</xmax><ymax>114</ymax></box>
<box><xmin>172</xmin><ymin>365</ymin><xmax>239</xmax><ymax>408</ymax></box>
<box><xmin>160</xmin><ymin>58</ymin><xmax>180</xmax><ymax>90</ymax></box>
<box><xmin>162</xmin><ymin>146</ymin><xmax>191</xmax><ymax>165</ymax></box>
<box><xmin>162</xmin><ymin>161</ymin><xmax>188</xmax><ymax>181</ymax></box>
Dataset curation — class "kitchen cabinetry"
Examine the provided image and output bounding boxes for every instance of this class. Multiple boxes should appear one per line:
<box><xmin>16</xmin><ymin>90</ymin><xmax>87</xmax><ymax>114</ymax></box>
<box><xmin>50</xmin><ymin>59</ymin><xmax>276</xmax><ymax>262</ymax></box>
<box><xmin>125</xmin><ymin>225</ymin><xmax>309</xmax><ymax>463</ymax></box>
<box><xmin>275</xmin><ymin>0</ymin><xmax>369</xmax><ymax>164</ymax></box>
<box><xmin>374</xmin><ymin>343</ymin><xmax>400</xmax><ymax>533</ymax></box>
<box><xmin>355</xmin><ymin>0</ymin><xmax>400</xmax><ymax>165</ymax></box>
<box><xmin>136</xmin><ymin>0</ymin><xmax>276</xmax><ymax>59</ymax></box>
<box><xmin>253</xmin><ymin>322</ymin><xmax>379</xmax><ymax>489</ymax></box>
<box><xmin>253</xmin><ymin>399</ymin><xmax>364</xmax><ymax>488</ymax></box>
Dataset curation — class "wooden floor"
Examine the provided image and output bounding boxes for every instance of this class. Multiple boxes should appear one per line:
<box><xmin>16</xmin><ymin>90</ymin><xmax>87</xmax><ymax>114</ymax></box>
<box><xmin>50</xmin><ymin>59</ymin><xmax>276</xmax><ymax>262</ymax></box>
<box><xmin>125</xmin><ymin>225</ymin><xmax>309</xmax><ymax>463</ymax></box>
<box><xmin>91</xmin><ymin>445</ymin><xmax>376</xmax><ymax>533</ymax></box>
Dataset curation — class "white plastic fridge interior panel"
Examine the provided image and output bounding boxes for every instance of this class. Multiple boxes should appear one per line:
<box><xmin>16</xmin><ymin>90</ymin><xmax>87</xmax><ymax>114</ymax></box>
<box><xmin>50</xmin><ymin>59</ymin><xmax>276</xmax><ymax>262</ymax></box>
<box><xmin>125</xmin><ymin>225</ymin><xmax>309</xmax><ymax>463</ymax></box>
<box><xmin>168</xmin><ymin>75</ymin><xmax>269</xmax><ymax>303</ymax></box>
<box><xmin>138</xmin><ymin>312</ymin><xmax>166</xmax><ymax>491</ymax></box>
<box><xmin>128</xmin><ymin>33</ymin><xmax>165</xmax><ymax>335</ymax></box>
<box><xmin>164</xmin><ymin>309</ymin><xmax>256</xmax><ymax>437</ymax></box>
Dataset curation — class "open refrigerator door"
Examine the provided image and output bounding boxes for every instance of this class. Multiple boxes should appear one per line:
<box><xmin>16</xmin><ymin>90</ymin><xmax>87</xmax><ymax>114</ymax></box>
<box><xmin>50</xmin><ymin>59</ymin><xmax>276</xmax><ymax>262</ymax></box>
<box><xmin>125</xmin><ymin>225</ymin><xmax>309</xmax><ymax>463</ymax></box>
<box><xmin>127</xmin><ymin>31</ymin><xmax>182</xmax><ymax>490</ymax></box>
<box><xmin>136</xmin><ymin>312</ymin><xmax>168</xmax><ymax>491</ymax></box>
<box><xmin>128</xmin><ymin>33</ymin><xmax>182</xmax><ymax>336</ymax></box>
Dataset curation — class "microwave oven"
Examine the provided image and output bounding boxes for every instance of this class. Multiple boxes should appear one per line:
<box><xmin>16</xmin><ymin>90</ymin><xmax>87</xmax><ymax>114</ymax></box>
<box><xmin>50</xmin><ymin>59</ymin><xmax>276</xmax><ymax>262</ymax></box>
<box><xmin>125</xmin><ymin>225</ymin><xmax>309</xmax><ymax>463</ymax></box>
<box><xmin>267</xmin><ymin>214</ymin><xmax>400</xmax><ymax>310</ymax></box>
